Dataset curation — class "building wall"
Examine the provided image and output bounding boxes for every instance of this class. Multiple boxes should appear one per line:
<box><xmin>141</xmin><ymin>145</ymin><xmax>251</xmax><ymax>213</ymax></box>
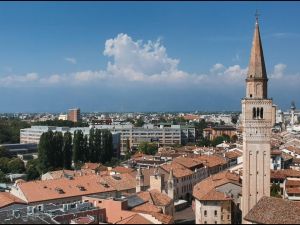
<box><xmin>241</xmin><ymin>98</ymin><xmax>273</xmax><ymax>221</ymax></box>
<box><xmin>20</xmin><ymin>126</ymin><xmax>121</xmax><ymax>158</ymax></box>
<box><xmin>68</xmin><ymin>108</ymin><xmax>81</xmax><ymax>122</ymax></box>
<box><xmin>159</xmin><ymin>167</ymin><xmax>208</xmax><ymax>201</ymax></box>
<box><xmin>94</xmin><ymin>124</ymin><xmax>194</xmax><ymax>154</ymax></box>
<box><xmin>195</xmin><ymin>200</ymin><xmax>232</xmax><ymax>224</ymax></box>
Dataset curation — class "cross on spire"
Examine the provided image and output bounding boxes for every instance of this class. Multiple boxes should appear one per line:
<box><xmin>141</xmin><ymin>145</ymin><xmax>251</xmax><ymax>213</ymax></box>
<box><xmin>255</xmin><ymin>10</ymin><xmax>260</xmax><ymax>24</ymax></box>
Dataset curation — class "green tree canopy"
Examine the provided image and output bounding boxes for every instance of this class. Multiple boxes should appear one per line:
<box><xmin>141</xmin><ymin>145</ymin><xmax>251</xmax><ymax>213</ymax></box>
<box><xmin>26</xmin><ymin>159</ymin><xmax>40</xmax><ymax>181</ymax></box>
<box><xmin>0</xmin><ymin>147</ymin><xmax>11</xmax><ymax>158</ymax></box>
<box><xmin>138</xmin><ymin>142</ymin><xmax>158</xmax><ymax>155</ymax></box>
<box><xmin>7</xmin><ymin>158</ymin><xmax>26</xmax><ymax>174</ymax></box>
<box><xmin>62</xmin><ymin>132</ymin><xmax>73</xmax><ymax>169</ymax></box>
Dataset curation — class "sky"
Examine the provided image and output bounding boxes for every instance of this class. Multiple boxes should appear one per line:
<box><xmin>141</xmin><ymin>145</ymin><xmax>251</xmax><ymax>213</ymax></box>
<box><xmin>0</xmin><ymin>2</ymin><xmax>299</xmax><ymax>113</ymax></box>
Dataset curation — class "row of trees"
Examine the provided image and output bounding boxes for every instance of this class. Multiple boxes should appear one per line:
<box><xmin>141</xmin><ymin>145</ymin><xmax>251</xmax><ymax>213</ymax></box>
<box><xmin>33</xmin><ymin>119</ymin><xmax>88</xmax><ymax>128</ymax></box>
<box><xmin>197</xmin><ymin>134</ymin><xmax>238</xmax><ymax>147</ymax></box>
<box><xmin>0</xmin><ymin>118</ymin><xmax>30</xmax><ymax>144</ymax></box>
<box><xmin>0</xmin><ymin>147</ymin><xmax>26</xmax><ymax>183</ymax></box>
<box><xmin>38</xmin><ymin>129</ymin><xmax>114</xmax><ymax>173</ymax></box>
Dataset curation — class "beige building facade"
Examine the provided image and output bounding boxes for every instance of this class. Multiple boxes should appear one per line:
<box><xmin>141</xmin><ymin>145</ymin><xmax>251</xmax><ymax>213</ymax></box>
<box><xmin>241</xmin><ymin>17</ymin><xmax>273</xmax><ymax>222</ymax></box>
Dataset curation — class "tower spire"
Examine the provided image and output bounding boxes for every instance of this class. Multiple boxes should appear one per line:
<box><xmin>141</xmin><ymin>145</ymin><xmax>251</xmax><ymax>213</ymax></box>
<box><xmin>246</xmin><ymin>13</ymin><xmax>268</xmax><ymax>99</ymax></box>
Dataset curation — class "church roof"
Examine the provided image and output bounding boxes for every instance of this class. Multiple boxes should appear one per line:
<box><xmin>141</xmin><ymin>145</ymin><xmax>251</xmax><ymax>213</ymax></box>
<box><xmin>247</xmin><ymin>18</ymin><xmax>268</xmax><ymax>80</ymax></box>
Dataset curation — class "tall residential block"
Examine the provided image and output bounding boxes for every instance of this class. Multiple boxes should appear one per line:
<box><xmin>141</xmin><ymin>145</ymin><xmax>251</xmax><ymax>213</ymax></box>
<box><xmin>68</xmin><ymin>108</ymin><xmax>81</xmax><ymax>122</ymax></box>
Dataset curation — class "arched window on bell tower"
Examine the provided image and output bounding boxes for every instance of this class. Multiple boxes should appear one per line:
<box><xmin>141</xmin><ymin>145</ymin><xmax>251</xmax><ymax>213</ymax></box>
<box><xmin>260</xmin><ymin>107</ymin><xmax>264</xmax><ymax>119</ymax></box>
<box><xmin>253</xmin><ymin>108</ymin><xmax>256</xmax><ymax>119</ymax></box>
<box><xmin>257</xmin><ymin>107</ymin><xmax>260</xmax><ymax>118</ymax></box>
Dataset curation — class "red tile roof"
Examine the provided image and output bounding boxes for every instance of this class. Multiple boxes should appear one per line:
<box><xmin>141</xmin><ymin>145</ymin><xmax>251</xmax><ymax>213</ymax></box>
<box><xmin>136</xmin><ymin>190</ymin><xmax>172</xmax><ymax>207</ymax></box>
<box><xmin>14</xmin><ymin>174</ymin><xmax>118</xmax><ymax>203</ymax></box>
<box><xmin>193</xmin><ymin>171</ymin><xmax>241</xmax><ymax>201</ymax></box>
<box><xmin>244</xmin><ymin>196</ymin><xmax>300</xmax><ymax>224</ymax></box>
<box><xmin>0</xmin><ymin>192</ymin><xmax>26</xmax><ymax>209</ymax></box>
<box><xmin>160</xmin><ymin>162</ymin><xmax>193</xmax><ymax>178</ymax></box>
<box><xmin>112</xmin><ymin>166</ymin><xmax>135</xmax><ymax>174</ymax></box>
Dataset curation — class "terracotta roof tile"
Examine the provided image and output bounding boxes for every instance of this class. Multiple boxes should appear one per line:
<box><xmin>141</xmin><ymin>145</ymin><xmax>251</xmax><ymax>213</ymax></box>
<box><xmin>112</xmin><ymin>166</ymin><xmax>135</xmax><ymax>174</ymax></box>
<box><xmin>244</xmin><ymin>196</ymin><xmax>300</xmax><ymax>224</ymax></box>
<box><xmin>15</xmin><ymin>174</ymin><xmax>117</xmax><ymax>203</ymax></box>
<box><xmin>271</xmin><ymin>169</ymin><xmax>300</xmax><ymax>180</ymax></box>
<box><xmin>0</xmin><ymin>192</ymin><xmax>26</xmax><ymax>208</ymax></box>
<box><xmin>116</xmin><ymin>214</ymin><xmax>152</xmax><ymax>224</ymax></box>
<box><xmin>193</xmin><ymin>171</ymin><xmax>241</xmax><ymax>201</ymax></box>
<box><xmin>160</xmin><ymin>162</ymin><xmax>193</xmax><ymax>178</ymax></box>
<box><xmin>131</xmin><ymin>202</ymin><xmax>162</xmax><ymax>214</ymax></box>
<box><xmin>137</xmin><ymin>190</ymin><xmax>172</xmax><ymax>207</ymax></box>
<box><xmin>101</xmin><ymin>173</ymin><xmax>136</xmax><ymax>192</ymax></box>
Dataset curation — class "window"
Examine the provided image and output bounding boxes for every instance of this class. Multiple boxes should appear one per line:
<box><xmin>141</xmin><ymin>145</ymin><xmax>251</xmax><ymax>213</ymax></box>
<box><xmin>215</xmin><ymin>221</ymin><xmax>217</xmax><ymax>224</ymax></box>
<box><xmin>253</xmin><ymin>108</ymin><xmax>256</xmax><ymax>119</ymax></box>
<box><xmin>260</xmin><ymin>107</ymin><xmax>264</xmax><ymax>119</ymax></box>
<box><xmin>204</xmin><ymin>221</ymin><xmax>207</xmax><ymax>224</ymax></box>
<box><xmin>227</xmin><ymin>215</ymin><xmax>230</xmax><ymax>220</ymax></box>
<box><xmin>214</xmin><ymin>210</ymin><xmax>218</xmax><ymax>217</ymax></box>
<box><xmin>204</xmin><ymin>210</ymin><xmax>207</xmax><ymax>217</ymax></box>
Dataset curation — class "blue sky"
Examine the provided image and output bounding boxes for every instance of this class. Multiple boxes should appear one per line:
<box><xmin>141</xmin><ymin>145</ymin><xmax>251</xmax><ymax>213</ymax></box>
<box><xmin>0</xmin><ymin>2</ymin><xmax>299</xmax><ymax>113</ymax></box>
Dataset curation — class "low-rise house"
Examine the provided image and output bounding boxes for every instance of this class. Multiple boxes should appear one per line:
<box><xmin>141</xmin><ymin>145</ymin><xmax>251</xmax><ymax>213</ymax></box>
<box><xmin>41</xmin><ymin>170</ymin><xmax>95</xmax><ymax>181</ymax></box>
<box><xmin>281</xmin><ymin>145</ymin><xmax>300</xmax><ymax>158</ymax></box>
<box><xmin>83</xmin><ymin>195</ymin><xmax>174</xmax><ymax>224</ymax></box>
<box><xmin>193</xmin><ymin>171</ymin><xmax>242</xmax><ymax>224</ymax></box>
<box><xmin>244</xmin><ymin>196</ymin><xmax>300</xmax><ymax>224</ymax></box>
<box><xmin>160</xmin><ymin>159</ymin><xmax>208</xmax><ymax>201</ymax></box>
<box><xmin>203</xmin><ymin>126</ymin><xmax>237</xmax><ymax>141</ymax></box>
<box><xmin>271</xmin><ymin>169</ymin><xmax>300</xmax><ymax>195</ymax></box>
<box><xmin>290</xmin><ymin>158</ymin><xmax>300</xmax><ymax>171</ymax></box>
<box><xmin>224</xmin><ymin>149</ymin><xmax>243</xmax><ymax>167</ymax></box>
<box><xmin>283</xmin><ymin>177</ymin><xmax>300</xmax><ymax>201</ymax></box>
<box><xmin>0</xmin><ymin>201</ymin><xmax>106</xmax><ymax>224</ymax></box>
<box><xmin>81</xmin><ymin>163</ymin><xmax>108</xmax><ymax>173</ymax></box>
<box><xmin>135</xmin><ymin>190</ymin><xmax>174</xmax><ymax>216</ymax></box>
<box><xmin>0</xmin><ymin>192</ymin><xmax>26</xmax><ymax>212</ymax></box>
<box><xmin>9</xmin><ymin>173</ymin><xmax>136</xmax><ymax>205</ymax></box>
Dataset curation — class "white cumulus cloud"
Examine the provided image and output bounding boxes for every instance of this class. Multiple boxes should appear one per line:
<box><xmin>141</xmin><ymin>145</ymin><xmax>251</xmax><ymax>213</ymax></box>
<box><xmin>270</xmin><ymin>63</ymin><xmax>287</xmax><ymax>79</ymax></box>
<box><xmin>64</xmin><ymin>57</ymin><xmax>77</xmax><ymax>64</ymax></box>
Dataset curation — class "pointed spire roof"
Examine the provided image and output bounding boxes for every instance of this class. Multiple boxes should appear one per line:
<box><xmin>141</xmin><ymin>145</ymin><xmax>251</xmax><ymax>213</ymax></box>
<box><xmin>247</xmin><ymin>18</ymin><xmax>268</xmax><ymax>80</ymax></box>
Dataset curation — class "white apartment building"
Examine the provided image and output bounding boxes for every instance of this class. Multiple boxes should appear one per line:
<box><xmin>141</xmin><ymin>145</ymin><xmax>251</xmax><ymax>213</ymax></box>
<box><xmin>20</xmin><ymin>126</ymin><xmax>121</xmax><ymax>157</ymax></box>
<box><xmin>93</xmin><ymin>124</ymin><xmax>195</xmax><ymax>154</ymax></box>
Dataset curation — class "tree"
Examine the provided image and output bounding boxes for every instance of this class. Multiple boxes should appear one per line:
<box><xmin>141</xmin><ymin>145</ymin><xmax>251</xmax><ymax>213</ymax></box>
<box><xmin>26</xmin><ymin>159</ymin><xmax>40</xmax><ymax>181</ymax></box>
<box><xmin>138</xmin><ymin>142</ymin><xmax>158</xmax><ymax>155</ymax></box>
<box><xmin>0</xmin><ymin>157</ymin><xmax>10</xmax><ymax>173</ymax></box>
<box><xmin>94</xmin><ymin>129</ymin><xmax>103</xmax><ymax>163</ymax></box>
<box><xmin>0</xmin><ymin>171</ymin><xmax>8</xmax><ymax>183</ymax></box>
<box><xmin>38</xmin><ymin>131</ymin><xmax>54</xmax><ymax>173</ymax></box>
<box><xmin>52</xmin><ymin>132</ymin><xmax>64</xmax><ymax>168</ymax></box>
<box><xmin>62</xmin><ymin>132</ymin><xmax>73</xmax><ymax>169</ymax></box>
<box><xmin>0</xmin><ymin>118</ymin><xmax>30</xmax><ymax>144</ymax></box>
<box><xmin>270</xmin><ymin>183</ymin><xmax>281</xmax><ymax>198</ymax></box>
<box><xmin>197</xmin><ymin>137</ymin><xmax>211</xmax><ymax>147</ymax></box>
<box><xmin>0</xmin><ymin>147</ymin><xmax>10</xmax><ymax>158</ymax></box>
<box><xmin>134</xmin><ymin>118</ymin><xmax>145</xmax><ymax>127</ymax></box>
<box><xmin>211</xmin><ymin>135</ymin><xmax>230</xmax><ymax>147</ymax></box>
<box><xmin>7</xmin><ymin>158</ymin><xmax>25</xmax><ymax>174</ymax></box>
<box><xmin>88</xmin><ymin>128</ymin><xmax>96</xmax><ymax>162</ymax></box>
<box><xmin>73</xmin><ymin>130</ymin><xmax>85</xmax><ymax>164</ymax></box>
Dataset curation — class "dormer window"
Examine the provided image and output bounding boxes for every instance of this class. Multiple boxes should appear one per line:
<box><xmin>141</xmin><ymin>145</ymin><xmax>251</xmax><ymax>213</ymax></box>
<box><xmin>55</xmin><ymin>187</ymin><xmax>65</xmax><ymax>194</ymax></box>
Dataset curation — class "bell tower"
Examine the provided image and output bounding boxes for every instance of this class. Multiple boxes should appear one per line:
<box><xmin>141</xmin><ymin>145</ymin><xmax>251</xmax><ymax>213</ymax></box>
<box><xmin>241</xmin><ymin>14</ymin><xmax>273</xmax><ymax>222</ymax></box>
